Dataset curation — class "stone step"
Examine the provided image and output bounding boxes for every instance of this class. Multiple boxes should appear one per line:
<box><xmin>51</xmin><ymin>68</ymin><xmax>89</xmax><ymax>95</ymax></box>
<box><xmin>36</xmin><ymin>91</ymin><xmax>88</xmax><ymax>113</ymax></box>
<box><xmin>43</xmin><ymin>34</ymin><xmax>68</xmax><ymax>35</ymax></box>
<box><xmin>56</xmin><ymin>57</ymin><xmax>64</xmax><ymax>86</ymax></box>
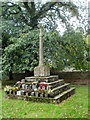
<box><xmin>54</xmin><ymin>83</ymin><xmax>70</xmax><ymax>91</ymax></box>
<box><xmin>51</xmin><ymin>83</ymin><xmax>70</xmax><ymax>97</ymax></box>
<box><xmin>6</xmin><ymin>88</ymin><xmax>75</xmax><ymax>104</ymax></box>
<box><xmin>25</xmin><ymin>75</ymin><xmax>59</xmax><ymax>82</ymax></box>
<box><xmin>53</xmin><ymin>87</ymin><xmax>75</xmax><ymax>103</ymax></box>
<box><xmin>25</xmin><ymin>79</ymin><xmax>64</xmax><ymax>88</ymax></box>
<box><xmin>47</xmin><ymin>79</ymin><xmax>64</xmax><ymax>88</ymax></box>
<box><xmin>47</xmin><ymin>79</ymin><xmax>64</xmax><ymax>85</ymax></box>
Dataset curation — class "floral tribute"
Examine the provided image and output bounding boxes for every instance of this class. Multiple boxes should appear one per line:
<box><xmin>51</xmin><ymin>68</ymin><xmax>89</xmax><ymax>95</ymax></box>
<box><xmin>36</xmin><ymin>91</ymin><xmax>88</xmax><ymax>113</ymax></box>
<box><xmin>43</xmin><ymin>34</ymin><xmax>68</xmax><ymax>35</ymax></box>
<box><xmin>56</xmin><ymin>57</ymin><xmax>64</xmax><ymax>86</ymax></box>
<box><xmin>4</xmin><ymin>80</ymin><xmax>55</xmax><ymax>98</ymax></box>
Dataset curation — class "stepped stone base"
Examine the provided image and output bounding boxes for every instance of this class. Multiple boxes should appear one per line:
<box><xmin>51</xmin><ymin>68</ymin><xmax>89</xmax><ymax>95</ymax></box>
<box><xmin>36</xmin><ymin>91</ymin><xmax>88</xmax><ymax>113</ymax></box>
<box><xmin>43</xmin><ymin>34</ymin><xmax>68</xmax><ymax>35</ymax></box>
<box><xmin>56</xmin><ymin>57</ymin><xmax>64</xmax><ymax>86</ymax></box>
<box><xmin>25</xmin><ymin>75</ymin><xmax>58</xmax><ymax>82</ymax></box>
<box><xmin>5</xmin><ymin>75</ymin><xmax>75</xmax><ymax>104</ymax></box>
<box><xmin>7</xmin><ymin>88</ymin><xmax>75</xmax><ymax>104</ymax></box>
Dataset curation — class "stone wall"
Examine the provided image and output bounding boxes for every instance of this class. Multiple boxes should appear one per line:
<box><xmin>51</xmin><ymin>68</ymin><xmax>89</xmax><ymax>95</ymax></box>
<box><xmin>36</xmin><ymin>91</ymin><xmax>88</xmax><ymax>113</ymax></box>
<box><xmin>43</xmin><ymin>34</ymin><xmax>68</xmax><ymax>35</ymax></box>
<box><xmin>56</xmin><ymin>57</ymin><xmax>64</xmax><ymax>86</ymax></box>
<box><xmin>13</xmin><ymin>71</ymin><xmax>34</xmax><ymax>80</ymax></box>
<box><xmin>12</xmin><ymin>70</ymin><xmax>90</xmax><ymax>84</ymax></box>
<box><xmin>51</xmin><ymin>70</ymin><xmax>89</xmax><ymax>85</ymax></box>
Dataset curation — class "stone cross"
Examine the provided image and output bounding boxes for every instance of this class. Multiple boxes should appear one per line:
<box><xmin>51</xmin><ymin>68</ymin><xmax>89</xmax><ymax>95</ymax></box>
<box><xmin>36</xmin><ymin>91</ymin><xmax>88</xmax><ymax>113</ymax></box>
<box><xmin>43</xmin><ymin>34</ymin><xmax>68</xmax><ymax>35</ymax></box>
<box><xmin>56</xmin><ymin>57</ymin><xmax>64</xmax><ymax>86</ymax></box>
<box><xmin>34</xmin><ymin>24</ymin><xmax>50</xmax><ymax>76</ymax></box>
<box><xmin>38</xmin><ymin>24</ymin><xmax>44</xmax><ymax>66</ymax></box>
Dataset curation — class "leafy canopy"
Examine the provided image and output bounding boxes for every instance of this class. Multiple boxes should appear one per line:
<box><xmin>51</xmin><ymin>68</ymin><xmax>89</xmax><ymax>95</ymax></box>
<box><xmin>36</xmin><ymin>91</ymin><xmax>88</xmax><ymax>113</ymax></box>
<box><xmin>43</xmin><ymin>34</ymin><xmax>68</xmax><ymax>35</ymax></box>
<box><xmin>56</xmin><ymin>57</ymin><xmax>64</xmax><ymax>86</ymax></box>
<box><xmin>2</xmin><ymin>28</ymin><xmax>88</xmax><ymax>75</ymax></box>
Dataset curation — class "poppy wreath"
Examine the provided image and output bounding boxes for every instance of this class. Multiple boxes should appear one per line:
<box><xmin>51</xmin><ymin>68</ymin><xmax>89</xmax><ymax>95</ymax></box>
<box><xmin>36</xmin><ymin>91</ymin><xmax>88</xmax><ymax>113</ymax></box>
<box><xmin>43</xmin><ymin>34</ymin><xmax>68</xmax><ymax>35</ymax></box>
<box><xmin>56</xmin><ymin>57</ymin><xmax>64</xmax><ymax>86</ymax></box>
<box><xmin>40</xmin><ymin>82</ymin><xmax>47</xmax><ymax>86</ymax></box>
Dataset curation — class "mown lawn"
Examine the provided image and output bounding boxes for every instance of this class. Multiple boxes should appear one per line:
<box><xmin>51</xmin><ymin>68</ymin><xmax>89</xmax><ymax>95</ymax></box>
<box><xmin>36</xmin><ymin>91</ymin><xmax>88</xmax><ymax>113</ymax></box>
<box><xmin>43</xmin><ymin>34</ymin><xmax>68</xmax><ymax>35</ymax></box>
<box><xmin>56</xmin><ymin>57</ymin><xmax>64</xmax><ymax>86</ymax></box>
<box><xmin>1</xmin><ymin>85</ymin><xmax>89</xmax><ymax>118</ymax></box>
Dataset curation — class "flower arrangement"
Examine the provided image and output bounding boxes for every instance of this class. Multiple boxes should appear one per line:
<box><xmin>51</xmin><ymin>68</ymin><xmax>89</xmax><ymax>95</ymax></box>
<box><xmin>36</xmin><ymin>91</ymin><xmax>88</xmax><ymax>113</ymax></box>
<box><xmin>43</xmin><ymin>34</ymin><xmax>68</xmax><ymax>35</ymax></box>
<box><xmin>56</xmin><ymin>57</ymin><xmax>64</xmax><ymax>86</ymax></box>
<box><xmin>48</xmin><ymin>89</ymin><xmax>51</xmax><ymax>94</ymax></box>
<box><xmin>24</xmin><ymin>89</ymin><xmax>29</xmax><ymax>93</ymax></box>
<box><xmin>21</xmin><ymin>79</ymin><xmax>25</xmax><ymax>83</ymax></box>
<box><xmin>34</xmin><ymin>88</ymin><xmax>38</xmax><ymax>91</ymax></box>
<box><xmin>11</xmin><ymin>87</ymin><xmax>15</xmax><ymax>90</ymax></box>
<box><xmin>15</xmin><ymin>87</ymin><xmax>19</xmax><ymax>90</ymax></box>
<box><xmin>16</xmin><ymin>81</ymin><xmax>21</xmax><ymax>84</ymax></box>
<box><xmin>4</xmin><ymin>78</ymin><xmax>55</xmax><ymax>98</ymax></box>
<box><xmin>4</xmin><ymin>85</ymin><xmax>12</xmax><ymax>92</ymax></box>
<box><xmin>21</xmin><ymin>81</ymin><xmax>25</xmax><ymax>84</ymax></box>
<box><xmin>32</xmin><ymin>81</ymin><xmax>37</xmax><ymax>84</ymax></box>
<box><xmin>51</xmin><ymin>89</ymin><xmax>55</xmax><ymax>92</ymax></box>
<box><xmin>48</xmin><ymin>89</ymin><xmax>54</xmax><ymax>94</ymax></box>
<box><xmin>38</xmin><ymin>89</ymin><xmax>46</xmax><ymax>93</ymax></box>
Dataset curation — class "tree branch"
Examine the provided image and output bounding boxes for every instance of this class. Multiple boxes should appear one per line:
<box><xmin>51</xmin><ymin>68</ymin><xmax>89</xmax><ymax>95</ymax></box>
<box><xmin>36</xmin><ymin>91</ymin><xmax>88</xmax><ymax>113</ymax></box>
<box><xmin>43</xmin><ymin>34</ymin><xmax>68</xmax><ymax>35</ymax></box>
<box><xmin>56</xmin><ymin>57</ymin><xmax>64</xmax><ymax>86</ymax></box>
<box><xmin>56</xmin><ymin>8</ymin><xmax>66</xmax><ymax>23</ymax></box>
<box><xmin>34</xmin><ymin>2</ymin><xmax>57</xmax><ymax>20</ymax></box>
<box><xmin>31</xmin><ymin>2</ymin><xmax>35</xmax><ymax>12</ymax></box>
<box><xmin>23</xmin><ymin>2</ymin><xmax>31</xmax><ymax>13</ymax></box>
<box><xmin>19</xmin><ymin>15</ymin><xmax>31</xmax><ymax>26</ymax></box>
<box><xmin>59</xmin><ymin>2</ymin><xmax>77</xmax><ymax>9</ymax></box>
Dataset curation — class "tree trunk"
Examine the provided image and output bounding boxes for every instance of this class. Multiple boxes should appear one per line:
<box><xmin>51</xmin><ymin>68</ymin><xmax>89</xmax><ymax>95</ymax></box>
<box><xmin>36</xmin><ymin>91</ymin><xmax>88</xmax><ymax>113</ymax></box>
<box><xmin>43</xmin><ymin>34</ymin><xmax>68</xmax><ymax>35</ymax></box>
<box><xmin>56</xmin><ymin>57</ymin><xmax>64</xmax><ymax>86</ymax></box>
<box><xmin>30</xmin><ymin>18</ymin><xmax>38</xmax><ymax>29</ymax></box>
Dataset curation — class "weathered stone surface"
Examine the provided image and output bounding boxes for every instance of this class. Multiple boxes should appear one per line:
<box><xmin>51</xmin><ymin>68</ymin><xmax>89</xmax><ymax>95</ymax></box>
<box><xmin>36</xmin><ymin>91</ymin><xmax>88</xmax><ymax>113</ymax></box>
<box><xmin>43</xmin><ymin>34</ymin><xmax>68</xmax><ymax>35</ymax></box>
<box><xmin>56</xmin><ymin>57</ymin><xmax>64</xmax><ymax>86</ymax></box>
<box><xmin>38</xmin><ymin>24</ymin><xmax>44</xmax><ymax>66</ymax></box>
<box><xmin>34</xmin><ymin>24</ymin><xmax>50</xmax><ymax>77</ymax></box>
<box><xmin>34</xmin><ymin>65</ymin><xmax>50</xmax><ymax>76</ymax></box>
<box><xmin>25</xmin><ymin>75</ymin><xmax>58</xmax><ymax>82</ymax></box>
<box><xmin>47</xmin><ymin>79</ymin><xmax>64</xmax><ymax>88</ymax></box>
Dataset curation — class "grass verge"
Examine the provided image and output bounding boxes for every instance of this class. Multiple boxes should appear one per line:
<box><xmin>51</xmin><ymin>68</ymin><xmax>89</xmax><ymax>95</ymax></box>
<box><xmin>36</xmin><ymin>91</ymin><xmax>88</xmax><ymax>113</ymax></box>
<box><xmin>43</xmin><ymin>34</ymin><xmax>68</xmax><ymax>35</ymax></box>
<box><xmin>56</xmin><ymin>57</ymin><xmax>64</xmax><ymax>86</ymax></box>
<box><xmin>1</xmin><ymin>85</ymin><xmax>89</xmax><ymax>118</ymax></box>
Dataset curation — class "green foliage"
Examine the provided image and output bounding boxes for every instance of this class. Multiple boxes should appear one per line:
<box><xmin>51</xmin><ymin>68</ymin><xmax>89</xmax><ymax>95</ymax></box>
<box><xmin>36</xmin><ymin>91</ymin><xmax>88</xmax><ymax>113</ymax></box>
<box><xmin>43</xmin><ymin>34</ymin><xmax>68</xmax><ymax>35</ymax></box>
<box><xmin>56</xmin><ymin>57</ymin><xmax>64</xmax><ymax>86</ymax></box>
<box><xmin>2</xmin><ymin>18</ymin><xmax>32</xmax><ymax>49</ymax></box>
<box><xmin>2</xmin><ymin>29</ymin><xmax>89</xmax><ymax>75</ymax></box>
<box><xmin>61</xmin><ymin>30</ymin><xmax>88</xmax><ymax>70</ymax></box>
<box><xmin>2</xmin><ymin>29</ymin><xmax>39</xmax><ymax>74</ymax></box>
<box><xmin>85</xmin><ymin>34</ymin><xmax>90</xmax><ymax>45</ymax></box>
<box><xmin>44</xmin><ymin>29</ymin><xmax>88</xmax><ymax>71</ymax></box>
<box><xmin>1</xmin><ymin>2</ymin><xmax>78</xmax><ymax>30</ymax></box>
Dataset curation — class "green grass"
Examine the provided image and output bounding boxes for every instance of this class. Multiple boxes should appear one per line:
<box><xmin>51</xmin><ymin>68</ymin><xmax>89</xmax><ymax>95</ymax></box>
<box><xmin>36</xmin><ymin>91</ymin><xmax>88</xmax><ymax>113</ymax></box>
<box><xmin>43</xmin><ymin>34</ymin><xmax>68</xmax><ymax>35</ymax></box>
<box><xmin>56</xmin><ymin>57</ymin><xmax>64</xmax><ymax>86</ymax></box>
<box><xmin>1</xmin><ymin>85</ymin><xmax>89</xmax><ymax>118</ymax></box>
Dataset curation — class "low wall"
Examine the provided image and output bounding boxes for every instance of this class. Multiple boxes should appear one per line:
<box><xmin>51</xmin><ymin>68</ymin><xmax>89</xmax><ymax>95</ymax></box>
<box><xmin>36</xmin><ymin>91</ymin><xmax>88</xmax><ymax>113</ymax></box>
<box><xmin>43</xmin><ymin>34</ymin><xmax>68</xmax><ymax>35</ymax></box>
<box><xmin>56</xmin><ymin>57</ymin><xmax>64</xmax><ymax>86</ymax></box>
<box><xmin>13</xmin><ymin>71</ymin><xmax>34</xmax><ymax>81</ymax></box>
<box><xmin>12</xmin><ymin>71</ymin><xmax>89</xmax><ymax>85</ymax></box>
<box><xmin>51</xmin><ymin>70</ymin><xmax>90</xmax><ymax>85</ymax></box>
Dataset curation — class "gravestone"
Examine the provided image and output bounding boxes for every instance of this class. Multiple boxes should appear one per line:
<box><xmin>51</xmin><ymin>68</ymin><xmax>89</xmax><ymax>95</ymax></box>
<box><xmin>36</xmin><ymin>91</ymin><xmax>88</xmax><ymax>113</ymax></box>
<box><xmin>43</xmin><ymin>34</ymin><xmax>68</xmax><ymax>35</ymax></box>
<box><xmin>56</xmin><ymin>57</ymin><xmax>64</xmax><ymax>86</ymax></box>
<box><xmin>4</xmin><ymin>24</ymin><xmax>75</xmax><ymax>104</ymax></box>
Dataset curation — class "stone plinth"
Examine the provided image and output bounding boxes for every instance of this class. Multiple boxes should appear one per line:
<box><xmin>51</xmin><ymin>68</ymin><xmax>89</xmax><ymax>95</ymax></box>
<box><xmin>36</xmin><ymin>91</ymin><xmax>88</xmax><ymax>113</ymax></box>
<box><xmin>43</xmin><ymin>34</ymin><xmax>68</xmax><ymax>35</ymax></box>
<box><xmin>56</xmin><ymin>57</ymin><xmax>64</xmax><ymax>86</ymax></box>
<box><xmin>5</xmin><ymin>75</ymin><xmax>75</xmax><ymax>104</ymax></box>
<box><xmin>34</xmin><ymin>65</ymin><xmax>50</xmax><ymax>76</ymax></box>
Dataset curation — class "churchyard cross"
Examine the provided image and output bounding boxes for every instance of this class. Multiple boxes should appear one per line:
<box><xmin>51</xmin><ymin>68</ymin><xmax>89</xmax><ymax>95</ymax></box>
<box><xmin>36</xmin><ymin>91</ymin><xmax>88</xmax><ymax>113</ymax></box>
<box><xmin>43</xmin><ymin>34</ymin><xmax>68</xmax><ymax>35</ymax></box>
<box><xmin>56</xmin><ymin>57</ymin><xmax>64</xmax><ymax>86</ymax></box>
<box><xmin>38</xmin><ymin>24</ymin><xmax>44</xmax><ymax>66</ymax></box>
<box><xmin>34</xmin><ymin>24</ymin><xmax>50</xmax><ymax>76</ymax></box>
